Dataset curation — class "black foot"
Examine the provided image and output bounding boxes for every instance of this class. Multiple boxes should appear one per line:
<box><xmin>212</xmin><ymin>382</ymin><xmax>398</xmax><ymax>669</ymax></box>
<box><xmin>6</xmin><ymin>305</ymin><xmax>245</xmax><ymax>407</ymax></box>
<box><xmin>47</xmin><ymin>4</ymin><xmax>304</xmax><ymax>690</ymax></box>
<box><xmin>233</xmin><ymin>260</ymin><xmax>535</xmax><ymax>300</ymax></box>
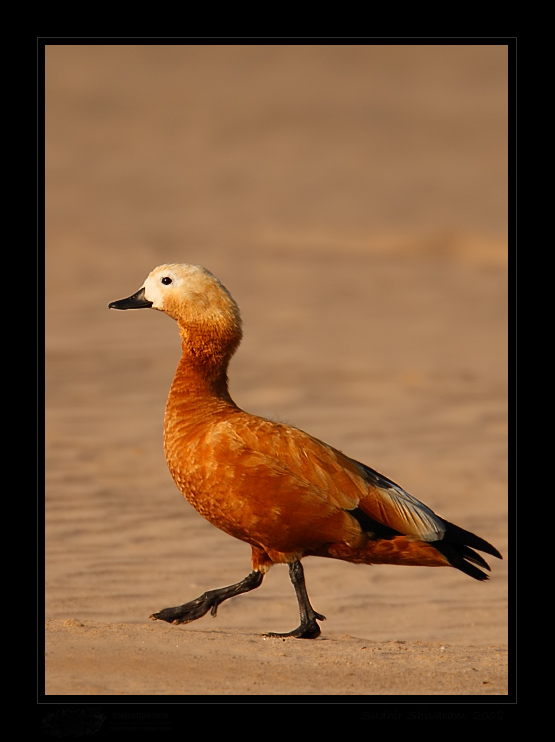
<box><xmin>150</xmin><ymin>571</ymin><xmax>263</xmax><ymax>626</ymax></box>
<box><xmin>264</xmin><ymin>561</ymin><xmax>325</xmax><ymax>639</ymax></box>
<box><xmin>150</xmin><ymin>593</ymin><xmax>219</xmax><ymax>625</ymax></box>
<box><xmin>264</xmin><ymin>611</ymin><xmax>326</xmax><ymax>639</ymax></box>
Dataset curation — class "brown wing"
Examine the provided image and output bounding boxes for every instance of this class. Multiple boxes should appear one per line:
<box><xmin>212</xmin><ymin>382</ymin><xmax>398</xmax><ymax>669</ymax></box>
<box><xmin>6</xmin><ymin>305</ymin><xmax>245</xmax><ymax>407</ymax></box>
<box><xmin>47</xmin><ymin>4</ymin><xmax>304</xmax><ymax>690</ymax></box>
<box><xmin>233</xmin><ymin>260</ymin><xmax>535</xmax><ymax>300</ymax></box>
<box><xmin>213</xmin><ymin>413</ymin><xmax>447</xmax><ymax>545</ymax></box>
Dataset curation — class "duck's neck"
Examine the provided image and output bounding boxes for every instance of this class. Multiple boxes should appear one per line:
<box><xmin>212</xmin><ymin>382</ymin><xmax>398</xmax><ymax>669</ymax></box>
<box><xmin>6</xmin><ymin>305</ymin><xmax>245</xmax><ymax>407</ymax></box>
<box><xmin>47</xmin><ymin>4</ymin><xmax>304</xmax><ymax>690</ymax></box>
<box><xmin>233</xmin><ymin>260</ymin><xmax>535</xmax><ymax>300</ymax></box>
<box><xmin>166</xmin><ymin>321</ymin><xmax>241</xmax><ymax>415</ymax></box>
<box><xmin>169</xmin><ymin>352</ymin><xmax>236</xmax><ymax>407</ymax></box>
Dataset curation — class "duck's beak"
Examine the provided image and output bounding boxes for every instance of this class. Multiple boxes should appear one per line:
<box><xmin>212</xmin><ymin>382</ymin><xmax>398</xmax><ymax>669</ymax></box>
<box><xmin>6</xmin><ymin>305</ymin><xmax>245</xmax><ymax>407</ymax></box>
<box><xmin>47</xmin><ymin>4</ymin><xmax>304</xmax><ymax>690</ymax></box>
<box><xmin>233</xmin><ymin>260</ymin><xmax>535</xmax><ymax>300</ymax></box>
<box><xmin>109</xmin><ymin>287</ymin><xmax>153</xmax><ymax>310</ymax></box>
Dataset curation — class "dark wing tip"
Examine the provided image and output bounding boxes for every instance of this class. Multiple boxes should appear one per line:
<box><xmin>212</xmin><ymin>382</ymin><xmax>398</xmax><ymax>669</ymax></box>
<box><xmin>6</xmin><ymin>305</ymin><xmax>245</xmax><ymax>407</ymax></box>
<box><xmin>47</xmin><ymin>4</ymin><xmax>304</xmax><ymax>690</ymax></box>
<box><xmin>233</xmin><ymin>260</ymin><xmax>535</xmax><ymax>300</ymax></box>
<box><xmin>432</xmin><ymin>521</ymin><xmax>502</xmax><ymax>580</ymax></box>
<box><xmin>442</xmin><ymin>520</ymin><xmax>503</xmax><ymax>561</ymax></box>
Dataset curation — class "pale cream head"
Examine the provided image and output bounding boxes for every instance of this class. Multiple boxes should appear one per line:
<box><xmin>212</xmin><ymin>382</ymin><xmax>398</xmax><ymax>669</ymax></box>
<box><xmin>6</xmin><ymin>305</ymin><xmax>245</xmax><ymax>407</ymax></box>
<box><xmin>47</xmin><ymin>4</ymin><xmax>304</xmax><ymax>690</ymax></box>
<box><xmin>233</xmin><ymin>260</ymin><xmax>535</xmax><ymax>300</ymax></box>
<box><xmin>141</xmin><ymin>264</ymin><xmax>240</xmax><ymax>325</ymax></box>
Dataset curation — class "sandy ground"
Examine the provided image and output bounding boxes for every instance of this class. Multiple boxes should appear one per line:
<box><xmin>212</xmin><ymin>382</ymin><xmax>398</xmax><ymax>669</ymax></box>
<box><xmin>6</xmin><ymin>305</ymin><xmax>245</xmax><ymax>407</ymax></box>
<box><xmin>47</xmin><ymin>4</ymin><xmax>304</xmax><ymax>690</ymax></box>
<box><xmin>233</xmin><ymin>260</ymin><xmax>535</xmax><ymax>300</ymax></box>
<box><xmin>44</xmin><ymin>44</ymin><xmax>509</xmax><ymax>699</ymax></box>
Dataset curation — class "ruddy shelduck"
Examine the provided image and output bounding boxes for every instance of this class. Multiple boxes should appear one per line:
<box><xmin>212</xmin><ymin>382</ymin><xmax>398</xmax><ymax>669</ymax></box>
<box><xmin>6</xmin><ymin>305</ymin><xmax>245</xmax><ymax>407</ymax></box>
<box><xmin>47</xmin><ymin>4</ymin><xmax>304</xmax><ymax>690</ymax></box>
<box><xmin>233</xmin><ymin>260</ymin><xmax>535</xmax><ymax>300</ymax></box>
<box><xmin>109</xmin><ymin>264</ymin><xmax>502</xmax><ymax>639</ymax></box>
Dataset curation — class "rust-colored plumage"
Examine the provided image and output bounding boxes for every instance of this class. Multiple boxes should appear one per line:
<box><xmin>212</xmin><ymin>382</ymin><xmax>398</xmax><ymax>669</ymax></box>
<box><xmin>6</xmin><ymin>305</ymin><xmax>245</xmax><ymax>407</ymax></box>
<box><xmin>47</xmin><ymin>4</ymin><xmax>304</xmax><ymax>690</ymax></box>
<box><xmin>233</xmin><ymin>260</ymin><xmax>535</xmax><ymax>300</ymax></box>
<box><xmin>109</xmin><ymin>264</ymin><xmax>502</xmax><ymax>638</ymax></box>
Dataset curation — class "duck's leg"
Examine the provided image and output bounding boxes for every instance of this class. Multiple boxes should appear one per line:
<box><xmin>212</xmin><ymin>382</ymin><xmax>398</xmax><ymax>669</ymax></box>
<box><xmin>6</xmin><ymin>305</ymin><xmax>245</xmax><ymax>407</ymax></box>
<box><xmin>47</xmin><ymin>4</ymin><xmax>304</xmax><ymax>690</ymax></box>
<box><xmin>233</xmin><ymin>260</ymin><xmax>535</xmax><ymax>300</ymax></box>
<box><xmin>150</xmin><ymin>570</ymin><xmax>264</xmax><ymax>625</ymax></box>
<box><xmin>265</xmin><ymin>560</ymin><xmax>325</xmax><ymax>639</ymax></box>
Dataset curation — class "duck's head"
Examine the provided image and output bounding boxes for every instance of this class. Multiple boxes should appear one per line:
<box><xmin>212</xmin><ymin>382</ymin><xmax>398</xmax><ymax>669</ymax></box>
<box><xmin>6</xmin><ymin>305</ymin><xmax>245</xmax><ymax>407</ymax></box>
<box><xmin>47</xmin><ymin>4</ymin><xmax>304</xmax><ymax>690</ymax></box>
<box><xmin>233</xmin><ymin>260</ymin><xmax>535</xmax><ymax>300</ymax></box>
<box><xmin>109</xmin><ymin>264</ymin><xmax>242</xmax><ymax>365</ymax></box>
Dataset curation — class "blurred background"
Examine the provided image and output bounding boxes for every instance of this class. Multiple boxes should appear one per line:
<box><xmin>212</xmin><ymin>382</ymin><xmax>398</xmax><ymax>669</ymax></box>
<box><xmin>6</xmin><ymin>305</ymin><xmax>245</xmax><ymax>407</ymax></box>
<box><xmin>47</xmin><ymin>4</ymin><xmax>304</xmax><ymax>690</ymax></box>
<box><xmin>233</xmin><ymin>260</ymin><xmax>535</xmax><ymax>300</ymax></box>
<box><xmin>45</xmin><ymin>44</ymin><xmax>507</xmax><ymax>641</ymax></box>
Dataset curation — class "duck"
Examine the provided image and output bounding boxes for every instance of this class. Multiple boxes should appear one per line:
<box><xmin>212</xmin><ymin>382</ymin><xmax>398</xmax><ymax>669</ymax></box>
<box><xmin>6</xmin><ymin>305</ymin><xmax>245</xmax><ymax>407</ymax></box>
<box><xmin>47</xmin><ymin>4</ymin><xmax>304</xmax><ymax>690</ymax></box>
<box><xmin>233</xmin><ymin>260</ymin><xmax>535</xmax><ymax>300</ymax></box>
<box><xmin>109</xmin><ymin>263</ymin><xmax>502</xmax><ymax>639</ymax></box>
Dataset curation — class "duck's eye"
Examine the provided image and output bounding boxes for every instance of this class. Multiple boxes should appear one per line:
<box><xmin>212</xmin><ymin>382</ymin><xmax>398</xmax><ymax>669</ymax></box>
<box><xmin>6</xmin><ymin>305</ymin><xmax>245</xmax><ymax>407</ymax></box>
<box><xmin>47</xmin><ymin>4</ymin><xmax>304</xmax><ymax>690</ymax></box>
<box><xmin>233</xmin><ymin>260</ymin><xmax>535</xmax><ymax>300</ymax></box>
<box><xmin>161</xmin><ymin>277</ymin><xmax>172</xmax><ymax>285</ymax></box>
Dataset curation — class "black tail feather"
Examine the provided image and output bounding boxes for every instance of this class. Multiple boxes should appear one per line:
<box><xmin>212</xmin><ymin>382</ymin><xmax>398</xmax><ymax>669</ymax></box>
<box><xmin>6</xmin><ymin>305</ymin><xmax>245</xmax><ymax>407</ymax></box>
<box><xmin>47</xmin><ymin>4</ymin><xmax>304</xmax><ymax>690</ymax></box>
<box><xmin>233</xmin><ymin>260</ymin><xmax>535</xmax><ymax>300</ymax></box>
<box><xmin>433</xmin><ymin>520</ymin><xmax>502</xmax><ymax>581</ymax></box>
<box><xmin>442</xmin><ymin>520</ymin><xmax>503</xmax><ymax>560</ymax></box>
<box><xmin>456</xmin><ymin>544</ymin><xmax>491</xmax><ymax>571</ymax></box>
<box><xmin>433</xmin><ymin>542</ymin><xmax>490</xmax><ymax>580</ymax></box>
